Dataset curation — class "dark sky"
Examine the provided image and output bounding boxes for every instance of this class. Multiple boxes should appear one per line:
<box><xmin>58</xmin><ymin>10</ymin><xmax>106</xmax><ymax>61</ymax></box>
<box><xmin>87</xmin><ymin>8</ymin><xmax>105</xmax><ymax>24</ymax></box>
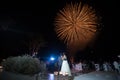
<box><xmin>0</xmin><ymin>0</ymin><xmax>119</xmax><ymax>60</ymax></box>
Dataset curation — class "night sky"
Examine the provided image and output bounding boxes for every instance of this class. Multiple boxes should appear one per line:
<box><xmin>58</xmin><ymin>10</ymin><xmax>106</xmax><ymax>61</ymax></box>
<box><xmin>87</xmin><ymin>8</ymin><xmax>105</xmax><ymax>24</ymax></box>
<box><xmin>0</xmin><ymin>0</ymin><xmax>119</xmax><ymax>61</ymax></box>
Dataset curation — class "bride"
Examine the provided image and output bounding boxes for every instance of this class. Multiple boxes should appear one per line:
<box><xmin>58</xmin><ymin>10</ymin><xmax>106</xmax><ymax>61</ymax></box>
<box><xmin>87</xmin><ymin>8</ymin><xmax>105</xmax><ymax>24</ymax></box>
<box><xmin>60</xmin><ymin>52</ymin><xmax>72</xmax><ymax>76</ymax></box>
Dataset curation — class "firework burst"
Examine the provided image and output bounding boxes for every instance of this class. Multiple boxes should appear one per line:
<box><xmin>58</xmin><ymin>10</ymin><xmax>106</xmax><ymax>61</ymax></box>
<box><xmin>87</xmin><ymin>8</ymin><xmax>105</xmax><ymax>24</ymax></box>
<box><xmin>55</xmin><ymin>2</ymin><xmax>99</xmax><ymax>53</ymax></box>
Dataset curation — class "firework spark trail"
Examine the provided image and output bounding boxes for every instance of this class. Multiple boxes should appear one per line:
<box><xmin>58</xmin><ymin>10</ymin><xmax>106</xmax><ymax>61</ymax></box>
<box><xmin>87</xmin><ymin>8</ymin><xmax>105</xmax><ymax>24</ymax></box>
<box><xmin>55</xmin><ymin>2</ymin><xmax>99</xmax><ymax>54</ymax></box>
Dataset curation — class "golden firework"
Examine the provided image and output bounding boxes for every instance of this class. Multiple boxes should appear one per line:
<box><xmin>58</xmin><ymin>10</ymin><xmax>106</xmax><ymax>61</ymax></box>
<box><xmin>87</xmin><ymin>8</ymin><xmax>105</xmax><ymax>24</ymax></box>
<box><xmin>55</xmin><ymin>2</ymin><xmax>99</xmax><ymax>52</ymax></box>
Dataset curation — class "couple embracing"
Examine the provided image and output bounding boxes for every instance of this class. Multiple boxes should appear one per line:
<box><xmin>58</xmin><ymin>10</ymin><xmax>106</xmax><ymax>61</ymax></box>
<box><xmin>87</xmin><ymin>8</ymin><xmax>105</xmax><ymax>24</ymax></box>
<box><xmin>57</xmin><ymin>52</ymin><xmax>72</xmax><ymax>76</ymax></box>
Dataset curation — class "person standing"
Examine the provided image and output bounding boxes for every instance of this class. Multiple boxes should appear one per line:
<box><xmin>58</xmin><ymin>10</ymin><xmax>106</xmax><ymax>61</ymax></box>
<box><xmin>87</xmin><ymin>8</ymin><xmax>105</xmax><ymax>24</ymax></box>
<box><xmin>103</xmin><ymin>62</ymin><xmax>108</xmax><ymax>71</ymax></box>
<box><xmin>75</xmin><ymin>61</ymin><xmax>83</xmax><ymax>72</ymax></box>
<box><xmin>57</xmin><ymin>54</ymin><xmax>63</xmax><ymax>72</ymax></box>
<box><xmin>113</xmin><ymin>60</ymin><xmax>120</xmax><ymax>73</ymax></box>
<box><xmin>95</xmin><ymin>63</ymin><xmax>100</xmax><ymax>71</ymax></box>
<box><xmin>60</xmin><ymin>52</ymin><xmax>72</xmax><ymax>76</ymax></box>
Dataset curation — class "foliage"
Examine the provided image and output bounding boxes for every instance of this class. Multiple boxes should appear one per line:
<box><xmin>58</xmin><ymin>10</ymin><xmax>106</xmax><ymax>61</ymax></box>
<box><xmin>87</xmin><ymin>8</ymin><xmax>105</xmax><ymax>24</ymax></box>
<box><xmin>1</xmin><ymin>55</ymin><xmax>44</xmax><ymax>75</ymax></box>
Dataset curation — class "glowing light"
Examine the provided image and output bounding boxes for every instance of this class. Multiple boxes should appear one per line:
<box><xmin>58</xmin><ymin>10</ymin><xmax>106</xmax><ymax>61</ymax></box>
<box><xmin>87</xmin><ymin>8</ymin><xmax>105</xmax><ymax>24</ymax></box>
<box><xmin>55</xmin><ymin>2</ymin><xmax>99</xmax><ymax>53</ymax></box>
<box><xmin>50</xmin><ymin>57</ymin><xmax>55</xmax><ymax>61</ymax></box>
<box><xmin>54</xmin><ymin>71</ymin><xmax>58</xmax><ymax>75</ymax></box>
<box><xmin>48</xmin><ymin>74</ymin><xmax>54</xmax><ymax>80</ymax></box>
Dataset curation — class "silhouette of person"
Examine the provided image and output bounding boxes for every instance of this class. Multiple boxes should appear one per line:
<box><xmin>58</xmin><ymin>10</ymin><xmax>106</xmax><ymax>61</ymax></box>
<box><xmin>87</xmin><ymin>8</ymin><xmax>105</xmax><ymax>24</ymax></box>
<box><xmin>58</xmin><ymin>53</ymin><xmax>63</xmax><ymax>71</ymax></box>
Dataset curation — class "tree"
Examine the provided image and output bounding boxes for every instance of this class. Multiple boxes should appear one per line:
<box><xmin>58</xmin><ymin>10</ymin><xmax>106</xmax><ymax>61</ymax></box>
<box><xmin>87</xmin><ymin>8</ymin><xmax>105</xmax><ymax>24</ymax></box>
<box><xmin>25</xmin><ymin>34</ymin><xmax>47</xmax><ymax>56</ymax></box>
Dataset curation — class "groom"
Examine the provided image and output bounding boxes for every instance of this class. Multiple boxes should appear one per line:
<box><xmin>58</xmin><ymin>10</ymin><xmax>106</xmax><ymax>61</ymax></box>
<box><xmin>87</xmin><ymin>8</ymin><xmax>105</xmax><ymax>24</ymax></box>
<box><xmin>57</xmin><ymin>54</ymin><xmax>63</xmax><ymax>72</ymax></box>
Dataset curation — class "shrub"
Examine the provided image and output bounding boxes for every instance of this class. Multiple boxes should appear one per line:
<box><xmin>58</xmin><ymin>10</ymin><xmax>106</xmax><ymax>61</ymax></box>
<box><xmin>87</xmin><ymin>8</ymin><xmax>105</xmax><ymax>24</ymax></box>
<box><xmin>2</xmin><ymin>55</ymin><xmax>41</xmax><ymax>75</ymax></box>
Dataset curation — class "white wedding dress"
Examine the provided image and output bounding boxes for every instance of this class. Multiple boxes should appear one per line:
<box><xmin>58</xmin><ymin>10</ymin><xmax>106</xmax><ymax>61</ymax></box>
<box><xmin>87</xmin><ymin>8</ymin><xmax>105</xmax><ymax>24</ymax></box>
<box><xmin>60</xmin><ymin>55</ymin><xmax>72</xmax><ymax>76</ymax></box>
